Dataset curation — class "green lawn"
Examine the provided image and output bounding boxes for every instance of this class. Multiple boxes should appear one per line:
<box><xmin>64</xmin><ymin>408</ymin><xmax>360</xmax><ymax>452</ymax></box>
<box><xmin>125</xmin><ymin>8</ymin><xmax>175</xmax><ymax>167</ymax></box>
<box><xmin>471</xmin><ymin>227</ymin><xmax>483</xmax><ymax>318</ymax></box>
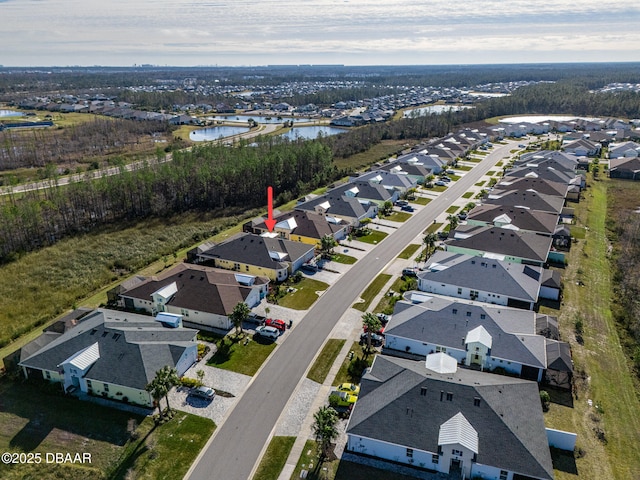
<box><xmin>475</xmin><ymin>180</ymin><xmax>485</xmax><ymax>187</ymax></box>
<box><xmin>353</xmin><ymin>273</ymin><xmax>392</xmax><ymax>311</ymax></box>
<box><xmin>457</xmin><ymin>165</ymin><xmax>472</xmax><ymax>171</ymax></box>
<box><xmin>277</xmin><ymin>278</ymin><xmax>329</xmax><ymax>310</ymax></box>
<box><xmin>331</xmin><ymin>253</ymin><xmax>357</xmax><ymax>264</ymax></box>
<box><xmin>486</xmin><ymin>170</ymin><xmax>496</xmax><ymax>176</ymax></box>
<box><xmin>355</xmin><ymin>230</ymin><xmax>388</xmax><ymax>245</ymax></box>
<box><xmin>448</xmin><ymin>174</ymin><xmax>461</xmax><ymax>181</ymax></box>
<box><xmin>412</xmin><ymin>196</ymin><xmax>431</xmax><ymax>205</ymax></box>
<box><xmin>373</xmin><ymin>276</ymin><xmax>416</xmax><ymax>315</ymax></box>
<box><xmin>307</xmin><ymin>339</ymin><xmax>346</xmax><ymax>383</ymax></box>
<box><xmin>461</xmin><ymin>191</ymin><xmax>474</xmax><ymax>199</ymax></box>
<box><xmin>496</xmin><ymin>161</ymin><xmax>504</xmax><ymax>167</ymax></box>
<box><xmin>446</xmin><ymin>205</ymin><xmax>460</xmax><ymax>214</ymax></box>
<box><xmin>207</xmin><ymin>334</ymin><xmax>277</xmax><ymax>376</ymax></box>
<box><xmin>291</xmin><ymin>440</ymin><xmax>339</xmax><ymax>480</ymax></box>
<box><xmin>430</xmin><ymin>185</ymin><xmax>448</xmax><ymax>192</ymax></box>
<box><xmin>570</xmin><ymin>225</ymin><xmax>586</xmax><ymax>239</ymax></box>
<box><xmin>0</xmin><ymin>378</ymin><xmax>214</xmax><ymax>480</ymax></box>
<box><xmin>397</xmin><ymin>244</ymin><xmax>421</xmax><ymax>259</ymax></box>
<box><xmin>384</xmin><ymin>211</ymin><xmax>411</xmax><ymax>222</ymax></box>
<box><xmin>334</xmin><ymin>342</ymin><xmax>376</xmax><ymax>385</ymax></box>
<box><xmin>332</xmin><ymin>140</ymin><xmax>406</xmax><ymax>171</ymax></box>
<box><xmin>252</xmin><ymin>436</ymin><xmax>296</xmax><ymax>480</ymax></box>
<box><xmin>424</xmin><ymin>222</ymin><xmax>442</xmax><ymax>234</ymax></box>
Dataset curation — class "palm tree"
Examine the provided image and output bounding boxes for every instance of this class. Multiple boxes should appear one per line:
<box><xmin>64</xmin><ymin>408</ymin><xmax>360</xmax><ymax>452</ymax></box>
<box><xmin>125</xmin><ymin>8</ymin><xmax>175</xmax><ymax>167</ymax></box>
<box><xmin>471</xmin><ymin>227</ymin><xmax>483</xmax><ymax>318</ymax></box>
<box><xmin>145</xmin><ymin>377</ymin><xmax>164</xmax><ymax>416</ymax></box>
<box><xmin>319</xmin><ymin>234</ymin><xmax>337</xmax><ymax>259</ymax></box>
<box><xmin>156</xmin><ymin>365</ymin><xmax>180</xmax><ymax>413</ymax></box>
<box><xmin>229</xmin><ymin>302</ymin><xmax>251</xmax><ymax>336</ymax></box>
<box><xmin>423</xmin><ymin>232</ymin><xmax>438</xmax><ymax>261</ymax></box>
<box><xmin>312</xmin><ymin>406</ymin><xmax>339</xmax><ymax>461</ymax></box>
<box><xmin>361</xmin><ymin>312</ymin><xmax>381</xmax><ymax>353</ymax></box>
<box><xmin>446</xmin><ymin>214</ymin><xmax>459</xmax><ymax>232</ymax></box>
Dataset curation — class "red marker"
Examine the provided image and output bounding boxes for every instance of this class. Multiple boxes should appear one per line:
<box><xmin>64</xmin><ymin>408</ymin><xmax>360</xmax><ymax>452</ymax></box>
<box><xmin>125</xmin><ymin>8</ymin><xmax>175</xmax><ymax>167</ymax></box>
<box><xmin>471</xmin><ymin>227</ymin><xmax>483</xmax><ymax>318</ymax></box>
<box><xmin>265</xmin><ymin>186</ymin><xmax>277</xmax><ymax>232</ymax></box>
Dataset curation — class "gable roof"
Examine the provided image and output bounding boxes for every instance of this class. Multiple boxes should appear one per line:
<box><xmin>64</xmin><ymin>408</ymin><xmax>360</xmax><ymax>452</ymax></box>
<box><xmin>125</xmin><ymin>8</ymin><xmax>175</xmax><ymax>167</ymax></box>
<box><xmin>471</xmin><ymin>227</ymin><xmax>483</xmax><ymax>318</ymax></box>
<box><xmin>347</xmin><ymin>355</ymin><xmax>554</xmax><ymax>479</ymax></box>
<box><xmin>506</xmin><ymin>165</ymin><xmax>575</xmax><ymax>185</ymax></box>
<box><xmin>357</xmin><ymin>169</ymin><xmax>417</xmax><ymax>190</ymax></box>
<box><xmin>251</xmin><ymin>210</ymin><xmax>347</xmax><ymax>240</ymax></box>
<box><xmin>466</xmin><ymin>203</ymin><xmax>559</xmax><ymax>235</ymax></box>
<box><xmin>445</xmin><ymin>225</ymin><xmax>553</xmax><ymax>264</ymax></box>
<box><xmin>20</xmin><ymin>309</ymin><xmax>197</xmax><ymax>389</ymax></box>
<box><xmin>497</xmin><ymin>176</ymin><xmax>569</xmax><ymax>198</ymax></box>
<box><xmin>438</xmin><ymin>412</ymin><xmax>479</xmax><ymax>453</ymax></box>
<box><xmin>333</xmin><ymin>180</ymin><xmax>393</xmax><ymax>203</ymax></box>
<box><xmin>198</xmin><ymin>233</ymin><xmax>314</xmax><ymax>270</ymax></box>
<box><xmin>296</xmin><ymin>193</ymin><xmax>369</xmax><ymax>220</ymax></box>
<box><xmin>483</xmin><ymin>189</ymin><xmax>565</xmax><ymax>214</ymax></box>
<box><xmin>419</xmin><ymin>250</ymin><xmax>542</xmax><ymax>303</ymax></box>
<box><xmin>120</xmin><ymin>263</ymin><xmax>268</xmax><ymax>316</ymax></box>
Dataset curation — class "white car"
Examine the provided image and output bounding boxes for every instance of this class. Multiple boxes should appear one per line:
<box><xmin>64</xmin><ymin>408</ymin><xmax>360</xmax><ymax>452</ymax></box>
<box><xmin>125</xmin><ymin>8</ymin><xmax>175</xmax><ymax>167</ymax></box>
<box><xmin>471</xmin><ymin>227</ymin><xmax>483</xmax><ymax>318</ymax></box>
<box><xmin>255</xmin><ymin>325</ymin><xmax>279</xmax><ymax>340</ymax></box>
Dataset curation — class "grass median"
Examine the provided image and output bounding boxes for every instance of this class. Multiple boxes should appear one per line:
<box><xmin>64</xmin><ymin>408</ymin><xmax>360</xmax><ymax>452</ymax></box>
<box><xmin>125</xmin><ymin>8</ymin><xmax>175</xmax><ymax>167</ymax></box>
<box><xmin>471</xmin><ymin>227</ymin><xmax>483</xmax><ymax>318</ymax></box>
<box><xmin>352</xmin><ymin>273</ymin><xmax>392</xmax><ymax>312</ymax></box>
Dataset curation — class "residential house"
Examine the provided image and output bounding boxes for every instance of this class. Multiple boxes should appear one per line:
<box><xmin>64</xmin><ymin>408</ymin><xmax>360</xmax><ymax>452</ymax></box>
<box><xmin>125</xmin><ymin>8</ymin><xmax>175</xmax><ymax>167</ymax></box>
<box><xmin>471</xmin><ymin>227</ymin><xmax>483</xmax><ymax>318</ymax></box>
<box><xmin>331</xmin><ymin>180</ymin><xmax>397</xmax><ymax>205</ymax></box>
<box><xmin>504</xmin><ymin>165</ymin><xmax>583</xmax><ymax>190</ymax></box>
<box><xmin>114</xmin><ymin>263</ymin><xmax>269</xmax><ymax>331</ymax></box>
<box><xmin>194</xmin><ymin>233</ymin><xmax>315</xmax><ymax>282</ymax></box>
<box><xmin>444</xmin><ymin>225</ymin><xmax>553</xmax><ymax>267</ymax></box>
<box><xmin>384</xmin><ymin>298</ymin><xmax>572</xmax><ymax>383</ymax></box>
<box><xmin>355</xmin><ymin>170</ymin><xmax>418</xmax><ymax>194</ymax></box>
<box><xmin>482</xmin><ymin>190</ymin><xmax>565</xmax><ymax>216</ymax></box>
<box><xmin>243</xmin><ymin>210</ymin><xmax>348</xmax><ymax>246</ymax></box>
<box><xmin>296</xmin><ymin>193</ymin><xmax>377</xmax><ymax>226</ymax></box>
<box><xmin>609</xmin><ymin>157</ymin><xmax>640</xmax><ymax>180</ymax></box>
<box><xmin>378</xmin><ymin>161</ymin><xmax>432</xmax><ymax>184</ymax></box>
<box><xmin>496</xmin><ymin>176</ymin><xmax>569</xmax><ymax>199</ymax></box>
<box><xmin>417</xmin><ymin>251</ymin><xmax>543</xmax><ymax>310</ymax></box>
<box><xmin>562</xmin><ymin>139</ymin><xmax>601</xmax><ymax>157</ymax></box>
<box><xmin>19</xmin><ymin>309</ymin><xmax>198</xmax><ymax>408</ymax></box>
<box><xmin>466</xmin><ymin>204</ymin><xmax>560</xmax><ymax>236</ymax></box>
<box><xmin>608</xmin><ymin>141</ymin><xmax>640</xmax><ymax>159</ymax></box>
<box><xmin>345</xmin><ymin>354</ymin><xmax>555</xmax><ymax>480</ymax></box>
<box><xmin>397</xmin><ymin>151</ymin><xmax>449</xmax><ymax>173</ymax></box>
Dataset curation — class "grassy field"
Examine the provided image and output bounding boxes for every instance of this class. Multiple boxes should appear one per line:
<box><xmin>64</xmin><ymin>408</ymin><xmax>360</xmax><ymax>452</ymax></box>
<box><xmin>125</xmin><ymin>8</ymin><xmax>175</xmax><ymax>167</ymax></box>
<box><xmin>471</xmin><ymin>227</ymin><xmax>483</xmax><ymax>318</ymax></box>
<box><xmin>425</xmin><ymin>185</ymin><xmax>447</xmax><ymax>192</ymax></box>
<box><xmin>411</xmin><ymin>196</ymin><xmax>431</xmax><ymax>205</ymax></box>
<box><xmin>397</xmin><ymin>244</ymin><xmax>420</xmax><ymax>260</ymax></box>
<box><xmin>0</xmin><ymin>378</ymin><xmax>214</xmax><ymax>480</ymax></box>
<box><xmin>207</xmin><ymin>333</ymin><xmax>277</xmax><ymax>376</ymax></box>
<box><xmin>332</xmin><ymin>140</ymin><xmax>406</xmax><ymax>172</ymax></box>
<box><xmin>541</xmin><ymin>176</ymin><xmax>640</xmax><ymax>480</ymax></box>
<box><xmin>355</xmin><ymin>230</ymin><xmax>388</xmax><ymax>245</ymax></box>
<box><xmin>334</xmin><ymin>342</ymin><xmax>376</xmax><ymax>385</ymax></box>
<box><xmin>331</xmin><ymin>253</ymin><xmax>357</xmax><ymax>264</ymax></box>
<box><xmin>253</xmin><ymin>436</ymin><xmax>296</xmax><ymax>480</ymax></box>
<box><xmin>384</xmin><ymin>211</ymin><xmax>411</xmax><ymax>222</ymax></box>
<box><xmin>277</xmin><ymin>278</ymin><xmax>329</xmax><ymax>310</ymax></box>
<box><xmin>307</xmin><ymin>339</ymin><xmax>347</xmax><ymax>383</ymax></box>
<box><xmin>353</xmin><ymin>273</ymin><xmax>392</xmax><ymax>312</ymax></box>
<box><xmin>461</xmin><ymin>191</ymin><xmax>474</xmax><ymax>199</ymax></box>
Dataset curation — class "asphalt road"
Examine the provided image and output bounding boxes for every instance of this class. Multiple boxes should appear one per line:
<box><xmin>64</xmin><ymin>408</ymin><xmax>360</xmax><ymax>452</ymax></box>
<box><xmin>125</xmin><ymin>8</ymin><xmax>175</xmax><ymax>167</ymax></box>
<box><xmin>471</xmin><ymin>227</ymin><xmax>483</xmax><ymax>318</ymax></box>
<box><xmin>185</xmin><ymin>140</ymin><xmax>520</xmax><ymax>480</ymax></box>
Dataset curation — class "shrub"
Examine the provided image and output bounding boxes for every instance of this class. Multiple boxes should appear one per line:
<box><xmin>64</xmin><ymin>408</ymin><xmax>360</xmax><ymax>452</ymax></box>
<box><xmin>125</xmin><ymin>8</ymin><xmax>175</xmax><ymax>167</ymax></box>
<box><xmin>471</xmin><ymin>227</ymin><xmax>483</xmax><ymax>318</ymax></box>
<box><xmin>540</xmin><ymin>390</ymin><xmax>551</xmax><ymax>412</ymax></box>
<box><xmin>181</xmin><ymin>377</ymin><xmax>199</xmax><ymax>388</ymax></box>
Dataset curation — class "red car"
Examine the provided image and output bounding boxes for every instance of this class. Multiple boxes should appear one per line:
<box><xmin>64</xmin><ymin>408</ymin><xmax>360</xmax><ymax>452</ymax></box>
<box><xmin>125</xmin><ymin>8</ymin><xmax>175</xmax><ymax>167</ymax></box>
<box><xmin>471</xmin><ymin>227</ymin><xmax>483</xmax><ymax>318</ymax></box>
<box><xmin>265</xmin><ymin>318</ymin><xmax>287</xmax><ymax>332</ymax></box>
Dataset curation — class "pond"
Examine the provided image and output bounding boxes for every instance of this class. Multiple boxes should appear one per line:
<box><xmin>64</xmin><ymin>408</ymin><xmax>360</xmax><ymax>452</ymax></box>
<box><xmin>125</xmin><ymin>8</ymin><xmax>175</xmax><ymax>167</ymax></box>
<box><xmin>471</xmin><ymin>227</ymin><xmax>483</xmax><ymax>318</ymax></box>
<box><xmin>0</xmin><ymin>110</ymin><xmax>25</xmax><ymax>118</ymax></box>
<box><xmin>190</xmin><ymin>126</ymin><xmax>250</xmax><ymax>141</ymax></box>
<box><xmin>206</xmin><ymin>115</ymin><xmax>314</xmax><ymax>124</ymax></box>
<box><xmin>403</xmin><ymin>105</ymin><xmax>473</xmax><ymax>117</ymax></box>
<box><xmin>280</xmin><ymin>126</ymin><xmax>347</xmax><ymax>140</ymax></box>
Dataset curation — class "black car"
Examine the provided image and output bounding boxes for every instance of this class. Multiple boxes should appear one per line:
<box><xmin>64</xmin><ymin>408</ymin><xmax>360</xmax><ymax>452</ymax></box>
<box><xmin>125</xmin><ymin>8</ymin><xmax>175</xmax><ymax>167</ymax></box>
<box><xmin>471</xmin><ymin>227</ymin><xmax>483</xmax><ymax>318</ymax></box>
<box><xmin>360</xmin><ymin>332</ymin><xmax>384</xmax><ymax>347</ymax></box>
<box><xmin>402</xmin><ymin>267</ymin><xmax>418</xmax><ymax>277</ymax></box>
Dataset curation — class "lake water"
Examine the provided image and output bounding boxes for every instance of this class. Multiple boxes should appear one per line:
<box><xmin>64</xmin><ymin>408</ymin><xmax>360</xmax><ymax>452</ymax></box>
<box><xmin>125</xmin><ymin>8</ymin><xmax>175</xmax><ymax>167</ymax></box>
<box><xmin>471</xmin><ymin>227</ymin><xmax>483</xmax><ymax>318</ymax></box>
<box><xmin>206</xmin><ymin>115</ymin><xmax>314</xmax><ymax>124</ymax></box>
<box><xmin>190</xmin><ymin>126</ymin><xmax>250</xmax><ymax>141</ymax></box>
<box><xmin>403</xmin><ymin>105</ymin><xmax>473</xmax><ymax>117</ymax></box>
<box><xmin>0</xmin><ymin>110</ymin><xmax>25</xmax><ymax>118</ymax></box>
<box><xmin>280</xmin><ymin>126</ymin><xmax>347</xmax><ymax>140</ymax></box>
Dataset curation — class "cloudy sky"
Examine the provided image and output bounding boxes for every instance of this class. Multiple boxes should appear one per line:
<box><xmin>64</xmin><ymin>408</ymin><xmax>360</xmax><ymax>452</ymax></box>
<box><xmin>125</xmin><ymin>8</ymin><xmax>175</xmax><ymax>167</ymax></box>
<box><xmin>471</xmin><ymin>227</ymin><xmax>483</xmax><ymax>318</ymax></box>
<box><xmin>2</xmin><ymin>0</ymin><xmax>640</xmax><ymax>67</ymax></box>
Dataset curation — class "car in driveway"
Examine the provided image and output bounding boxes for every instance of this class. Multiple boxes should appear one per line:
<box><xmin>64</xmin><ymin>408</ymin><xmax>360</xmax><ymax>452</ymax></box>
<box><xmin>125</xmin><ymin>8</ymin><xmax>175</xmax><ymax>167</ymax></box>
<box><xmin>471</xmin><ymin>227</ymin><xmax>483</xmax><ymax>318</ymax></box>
<box><xmin>191</xmin><ymin>386</ymin><xmax>215</xmax><ymax>401</ymax></box>
<box><xmin>360</xmin><ymin>332</ymin><xmax>384</xmax><ymax>347</ymax></box>
<box><xmin>337</xmin><ymin>383</ymin><xmax>360</xmax><ymax>396</ymax></box>
<box><xmin>435</xmin><ymin>180</ymin><xmax>447</xmax><ymax>187</ymax></box>
<box><xmin>402</xmin><ymin>267</ymin><xmax>418</xmax><ymax>277</ymax></box>
<box><xmin>401</xmin><ymin>205</ymin><xmax>415</xmax><ymax>212</ymax></box>
<box><xmin>255</xmin><ymin>325</ymin><xmax>279</xmax><ymax>340</ymax></box>
<box><xmin>330</xmin><ymin>390</ymin><xmax>358</xmax><ymax>407</ymax></box>
<box><xmin>264</xmin><ymin>318</ymin><xmax>287</xmax><ymax>331</ymax></box>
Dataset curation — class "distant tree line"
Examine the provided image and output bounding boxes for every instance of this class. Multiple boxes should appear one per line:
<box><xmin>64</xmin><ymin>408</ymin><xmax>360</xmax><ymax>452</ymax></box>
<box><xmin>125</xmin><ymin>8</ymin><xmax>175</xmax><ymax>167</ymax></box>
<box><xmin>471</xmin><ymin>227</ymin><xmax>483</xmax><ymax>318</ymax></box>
<box><xmin>0</xmin><ymin>137</ymin><xmax>333</xmax><ymax>262</ymax></box>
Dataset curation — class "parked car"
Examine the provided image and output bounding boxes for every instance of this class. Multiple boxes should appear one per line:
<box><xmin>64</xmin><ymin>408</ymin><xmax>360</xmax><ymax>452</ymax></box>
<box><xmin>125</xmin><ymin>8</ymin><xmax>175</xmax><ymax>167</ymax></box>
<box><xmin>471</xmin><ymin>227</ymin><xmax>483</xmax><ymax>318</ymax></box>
<box><xmin>331</xmin><ymin>390</ymin><xmax>358</xmax><ymax>407</ymax></box>
<box><xmin>395</xmin><ymin>200</ymin><xmax>408</xmax><ymax>207</ymax></box>
<box><xmin>376</xmin><ymin>313</ymin><xmax>391</xmax><ymax>325</ymax></box>
<box><xmin>191</xmin><ymin>386</ymin><xmax>215</xmax><ymax>400</ymax></box>
<box><xmin>255</xmin><ymin>325</ymin><xmax>279</xmax><ymax>340</ymax></box>
<box><xmin>440</xmin><ymin>176</ymin><xmax>451</xmax><ymax>182</ymax></box>
<box><xmin>518</xmin><ymin>144</ymin><xmax>526</xmax><ymax>148</ymax></box>
<box><xmin>435</xmin><ymin>181</ymin><xmax>447</xmax><ymax>187</ymax></box>
<box><xmin>360</xmin><ymin>332</ymin><xmax>384</xmax><ymax>347</ymax></box>
<box><xmin>337</xmin><ymin>383</ymin><xmax>360</xmax><ymax>396</ymax></box>
<box><xmin>265</xmin><ymin>318</ymin><xmax>287</xmax><ymax>331</ymax></box>
<box><xmin>457</xmin><ymin>212</ymin><xmax>468</xmax><ymax>220</ymax></box>
<box><xmin>401</xmin><ymin>205</ymin><xmax>415</xmax><ymax>212</ymax></box>
<box><xmin>247</xmin><ymin>313</ymin><xmax>265</xmax><ymax>325</ymax></box>
<box><xmin>446</xmin><ymin>169</ymin><xmax>455</xmax><ymax>175</ymax></box>
<box><xmin>402</xmin><ymin>267</ymin><xmax>418</xmax><ymax>277</ymax></box>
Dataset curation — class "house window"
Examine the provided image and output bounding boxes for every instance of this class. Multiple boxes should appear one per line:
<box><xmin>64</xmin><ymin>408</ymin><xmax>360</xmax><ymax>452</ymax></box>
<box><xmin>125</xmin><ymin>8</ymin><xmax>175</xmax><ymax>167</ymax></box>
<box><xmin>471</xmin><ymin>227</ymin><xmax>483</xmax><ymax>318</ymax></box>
<box><xmin>436</xmin><ymin>346</ymin><xmax>447</xmax><ymax>353</ymax></box>
<box><xmin>457</xmin><ymin>287</ymin><xmax>462</xmax><ymax>295</ymax></box>
<box><xmin>499</xmin><ymin>471</ymin><xmax>508</xmax><ymax>480</ymax></box>
<box><xmin>446</xmin><ymin>392</ymin><xmax>453</xmax><ymax>401</ymax></box>
<box><xmin>104</xmin><ymin>383</ymin><xmax>109</xmax><ymax>392</ymax></box>
<box><xmin>432</xmin><ymin>454</ymin><xmax>439</xmax><ymax>464</ymax></box>
<box><xmin>181</xmin><ymin>309</ymin><xmax>189</xmax><ymax>317</ymax></box>
<box><xmin>480</xmin><ymin>314</ymin><xmax>486</xmax><ymax>319</ymax></box>
<box><xmin>452</xmin><ymin>309</ymin><xmax>458</xmax><ymax>315</ymax></box>
<box><xmin>420</xmin><ymin>387</ymin><xmax>427</xmax><ymax>396</ymax></box>
<box><xmin>406</xmin><ymin>448</ymin><xmax>413</xmax><ymax>458</ymax></box>
<box><xmin>466</xmin><ymin>311</ymin><xmax>471</xmax><ymax>317</ymax></box>
<box><xmin>45</xmin><ymin>371</ymin><xmax>51</xmax><ymax>380</ymax></box>
<box><xmin>474</xmin><ymin>397</ymin><xmax>481</xmax><ymax>406</ymax></box>
<box><xmin>87</xmin><ymin>380</ymin><xmax>92</xmax><ymax>389</ymax></box>
<box><xmin>452</xmin><ymin>449</ymin><xmax>463</xmax><ymax>457</ymax></box>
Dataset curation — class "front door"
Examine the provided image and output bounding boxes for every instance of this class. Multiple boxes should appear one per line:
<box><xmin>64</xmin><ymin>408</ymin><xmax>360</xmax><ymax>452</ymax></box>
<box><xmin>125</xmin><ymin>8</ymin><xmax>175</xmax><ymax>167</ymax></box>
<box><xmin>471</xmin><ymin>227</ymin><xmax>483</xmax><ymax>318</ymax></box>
<box><xmin>449</xmin><ymin>458</ymin><xmax>463</xmax><ymax>479</ymax></box>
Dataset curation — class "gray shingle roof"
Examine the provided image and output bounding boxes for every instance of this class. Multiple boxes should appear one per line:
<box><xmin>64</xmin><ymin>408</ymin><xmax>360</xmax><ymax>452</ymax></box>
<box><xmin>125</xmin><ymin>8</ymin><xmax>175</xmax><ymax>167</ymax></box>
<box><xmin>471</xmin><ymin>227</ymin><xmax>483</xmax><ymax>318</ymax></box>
<box><xmin>19</xmin><ymin>309</ymin><xmax>197</xmax><ymax>390</ymax></box>
<box><xmin>497</xmin><ymin>176</ymin><xmax>569</xmax><ymax>198</ymax></box>
<box><xmin>419</xmin><ymin>250</ymin><xmax>542</xmax><ymax>303</ymax></box>
<box><xmin>466</xmin><ymin>203</ymin><xmax>559</xmax><ymax>235</ymax></box>
<box><xmin>251</xmin><ymin>210</ymin><xmax>346</xmax><ymax>240</ymax></box>
<box><xmin>347</xmin><ymin>355</ymin><xmax>554</xmax><ymax>480</ymax></box>
<box><xmin>296</xmin><ymin>193</ymin><xmax>369</xmax><ymax>220</ymax></box>
<box><xmin>483</xmin><ymin>189</ymin><xmax>565</xmax><ymax>215</ymax></box>
<box><xmin>445</xmin><ymin>225</ymin><xmax>553</xmax><ymax>264</ymax></box>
